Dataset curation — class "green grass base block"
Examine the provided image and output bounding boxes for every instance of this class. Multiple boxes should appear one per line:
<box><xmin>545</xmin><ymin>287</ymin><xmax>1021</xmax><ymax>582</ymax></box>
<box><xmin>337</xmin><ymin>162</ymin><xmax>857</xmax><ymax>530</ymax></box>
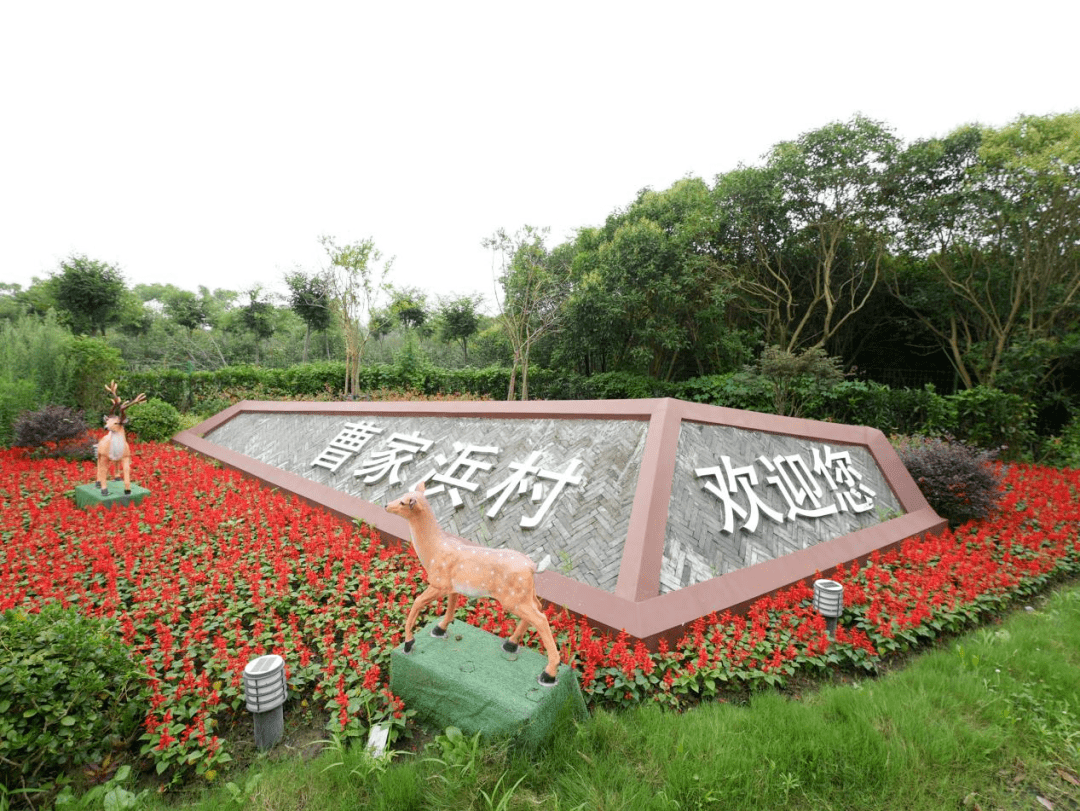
<box><xmin>390</xmin><ymin>620</ymin><xmax>586</xmax><ymax>750</ymax></box>
<box><xmin>74</xmin><ymin>482</ymin><xmax>151</xmax><ymax>510</ymax></box>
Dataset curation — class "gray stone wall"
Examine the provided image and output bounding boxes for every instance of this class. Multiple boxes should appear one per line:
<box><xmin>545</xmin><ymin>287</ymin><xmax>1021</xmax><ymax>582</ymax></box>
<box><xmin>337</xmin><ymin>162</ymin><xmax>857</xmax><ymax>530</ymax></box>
<box><xmin>661</xmin><ymin>421</ymin><xmax>903</xmax><ymax>593</ymax></box>
<box><xmin>205</xmin><ymin>413</ymin><xmax>648</xmax><ymax>592</ymax></box>
<box><xmin>204</xmin><ymin>412</ymin><xmax>905</xmax><ymax>598</ymax></box>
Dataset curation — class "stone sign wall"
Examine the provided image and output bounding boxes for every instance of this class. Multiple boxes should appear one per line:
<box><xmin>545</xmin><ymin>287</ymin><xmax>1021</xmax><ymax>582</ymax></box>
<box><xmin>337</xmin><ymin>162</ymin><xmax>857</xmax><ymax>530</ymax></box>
<box><xmin>177</xmin><ymin>398</ymin><xmax>944</xmax><ymax>644</ymax></box>
<box><xmin>662</xmin><ymin>422</ymin><xmax>901</xmax><ymax>593</ymax></box>
<box><xmin>203</xmin><ymin>412</ymin><xmax>649</xmax><ymax>591</ymax></box>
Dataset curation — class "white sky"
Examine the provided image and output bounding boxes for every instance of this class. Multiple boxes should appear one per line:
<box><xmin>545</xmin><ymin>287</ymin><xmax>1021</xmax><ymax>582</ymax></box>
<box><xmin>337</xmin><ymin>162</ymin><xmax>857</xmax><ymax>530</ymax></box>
<box><xmin>2</xmin><ymin>1</ymin><xmax>1077</xmax><ymax>311</ymax></box>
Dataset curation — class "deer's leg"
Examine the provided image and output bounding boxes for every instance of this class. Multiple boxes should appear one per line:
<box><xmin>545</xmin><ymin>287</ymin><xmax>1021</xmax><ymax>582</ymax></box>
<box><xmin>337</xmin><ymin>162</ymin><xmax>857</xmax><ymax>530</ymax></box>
<box><xmin>515</xmin><ymin>601</ymin><xmax>561</xmax><ymax>685</ymax></box>
<box><xmin>96</xmin><ymin>453</ymin><xmax>108</xmax><ymax>494</ymax></box>
<box><xmin>403</xmin><ymin>586</ymin><xmax>444</xmax><ymax>654</ymax></box>
<box><xmin>502</xmin><ymin>618</ymin><xmax>528</xmax><ymax>654</ymax></box>
<box><xmin>431</xmin><ymin>592</ymin><xmax>460</xmax><ymax>638</ymax></box>
<box><xmin>121</xmin><ymin>456</ymin><xmax>132</xmax><ymax>494</ymax></box>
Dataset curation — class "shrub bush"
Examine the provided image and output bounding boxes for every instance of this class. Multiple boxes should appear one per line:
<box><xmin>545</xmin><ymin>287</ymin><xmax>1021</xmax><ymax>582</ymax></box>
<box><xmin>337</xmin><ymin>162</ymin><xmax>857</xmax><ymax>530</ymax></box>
<box><xmin>946</xmin><ymin>385</ymin><xmax>1036</xmax><ymax>460</ymax></box>
<box><xmin>0</xmin><ymin>603</ymin><xmax>147</xmax><ymax>798</ymax></box>
<box><xmin>0</xmin><ymin>378</ymin><xmax>39</xmax><ymax>447</ymax></box>
<box><xmin>68</xmin><ymin>338</ymin><xmax>124</xmax><ymax>419</ymax></box>
<box><xmin>1039</xmin><ymin>413</ymin><xmax>1080</xmax><ymax>470</ymax></box>
<box><xmin>892</xmin><ymin>435</ymin><xmax>1003</xmax><ymax>527</ymax></box>
<box><xmin>125</xmin><ymin>397</ymin><xmax>182</xmax><ymax>442</ymax></box>
<box><xmin>676</xmin><ymin>372</ymin><xmax>772</xmax><ymax>412</ymax></box>
<box><xmin>12</xmin><ymin>405</ymin><xmax>93</xmax><ymax>459</ymax></box>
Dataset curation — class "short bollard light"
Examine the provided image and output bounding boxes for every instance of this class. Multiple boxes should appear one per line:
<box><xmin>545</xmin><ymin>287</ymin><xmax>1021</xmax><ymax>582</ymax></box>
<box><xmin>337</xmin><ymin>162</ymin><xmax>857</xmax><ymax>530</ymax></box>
<box><xmin>244</xmin><ymin>654</ymin><xmax>287</xmax><ymax>751</ymax></box>
<box><xmin>813</xmin><ymin>579</ymin><xmax>845</xmax><ymax>636</ymax></box>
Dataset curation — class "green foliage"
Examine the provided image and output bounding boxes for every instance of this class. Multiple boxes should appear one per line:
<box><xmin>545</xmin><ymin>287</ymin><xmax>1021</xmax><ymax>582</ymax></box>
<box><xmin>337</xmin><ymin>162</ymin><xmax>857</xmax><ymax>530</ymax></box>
<box><xmin>1039</xmin><ymin>412</ymin><xmax>1080</xmax><ymax>470</ymax></box>
<box><xmin>893</xmin><ymin>435</ymin><xmax>1003</xmax><ymax>527</ymax></box>
<box><xmin>0</xmin><ymin>378</ymin><xmax>39</xmax><ymax>447</ymax></box>
<box><xmin>0</xmin><ymin>314</ymin><xmax>79</xmax><ymax>445</ymax></box>
<box><xmin>677</xmin><ymin>371</ymin><xmax>773</xmax><ymax>411</ymax></box>
<box><xmin>67</xmin><ymin>337</ymin><xmax>124</xmax><ymax>418</ymax></box>
<box><xmin>0</xmin><ymin>604</ymin><xmax>147</xmax><ymax>798</ymax></box>
<box><xmin>53</xmin><ymin>764</ymin><xmax>149</xmax><ymax>811</ymax></box>
<box><xmin>51</xmin><ymin>255</ymin><xmax>128</xmax><ymax>336</ymax></box>
<box><xmin>125</xmin><ymin>398</ymin><xmax>181</xmax><ymax>442</ymax></box>
<box><xmin>393</xmin><ymin>333</ymin><xmax>432</xmax><ymax>391</ymax></box>
<box><xmin>948</xmin><ymin>386</ymin><xmax>1036</xmax><ymax>459</ymax></box>
<box><xmin>436</xmin><ymin>295</ymin><xmax>482</xmax><ymax>360</ymax></box>
<box><xmin>812</xmin><ymin>380</ymin><xmax>954</xmax><ymax>436</ymax></box>
<box><xmin>747</xmin><ymin>345</ymin><xmax>845</xmax><ymax>417</ymax></box>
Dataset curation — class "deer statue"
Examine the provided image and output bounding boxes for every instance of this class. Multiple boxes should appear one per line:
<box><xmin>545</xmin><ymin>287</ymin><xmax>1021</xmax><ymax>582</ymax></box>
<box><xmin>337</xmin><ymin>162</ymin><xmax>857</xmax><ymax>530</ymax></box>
<box><xmin>95</xmin><ymin>381</ymin><xmax>146</xmax><ymax>496</ymax></box>
<box><xmin>386</xmin><ymin>482</ymin><xmax>562</xmax><ymax>686</ymax></box>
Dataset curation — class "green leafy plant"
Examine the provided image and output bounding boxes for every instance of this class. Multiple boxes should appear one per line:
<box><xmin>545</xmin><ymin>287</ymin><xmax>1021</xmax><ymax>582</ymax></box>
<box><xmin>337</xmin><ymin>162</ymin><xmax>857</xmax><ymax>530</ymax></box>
<box><xmin>747</xmin><ymin>346</ymin><xmax>845</xmax><ymax>418</ymax></box>
<box><xmin>0</xmin><ymin>603</ymin><xmax>148</xmax><ymax>800</ymax></box>
<box><xmin>424</xmin><ymin>726</ymin><xmax>484</xmax><ymax>779</ymax></box>
<box><xmin>223</xmin><ymin>773</ymin><xmax>263</xmax><ymax>808</ymax></box>
<box><xmin>1039</xmin><ymin>412</ymin><xmax>1080</xmax><ymax>470</ymax></box>
<box><xmin>947</xmin><ymin>385</ymin><xmax>1036</xmax><ymax>460</ymax></box>
<box><xmin>125</xmin><ymin>398</ymin><xmax>181</xmax><ymax>442</ymax></box>
<box><xmin>53</xmin><ymin>765</ymin><xmax>149</xmax><ymax>810</ymax></box>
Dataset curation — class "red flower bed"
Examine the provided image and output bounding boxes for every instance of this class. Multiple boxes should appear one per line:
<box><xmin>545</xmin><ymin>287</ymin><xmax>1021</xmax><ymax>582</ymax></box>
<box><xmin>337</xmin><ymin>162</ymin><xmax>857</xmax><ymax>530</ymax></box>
<box><xmin>2</xmin><ymin>446</ymin><xmax>1078</xmax><ymax>782</ymax></box>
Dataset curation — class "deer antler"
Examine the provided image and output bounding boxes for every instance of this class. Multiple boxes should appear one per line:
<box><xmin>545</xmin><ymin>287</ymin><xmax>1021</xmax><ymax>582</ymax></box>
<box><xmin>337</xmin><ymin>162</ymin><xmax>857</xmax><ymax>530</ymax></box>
<box><xmin>120</xmin><ymin>393</ymin><xmax>148</xmax><ymax>421</ymax></box>
<box><xmin>104</xmin><ymin>381</ymin><xmax>123</xmax><ymax>415</ymax></box>
<box><xmin>103</xmin><ymin>381</ymin><xmax>147</xmax><ymax>422</ymax></box>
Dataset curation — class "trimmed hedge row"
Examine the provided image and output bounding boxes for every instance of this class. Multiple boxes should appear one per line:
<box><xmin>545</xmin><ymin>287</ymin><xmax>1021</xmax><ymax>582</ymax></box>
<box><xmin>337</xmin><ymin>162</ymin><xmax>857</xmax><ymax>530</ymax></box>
<box><xmin>122</xmin><ymin>362</ymin><xmax>1039</xmax><ymax>455</ymax></box>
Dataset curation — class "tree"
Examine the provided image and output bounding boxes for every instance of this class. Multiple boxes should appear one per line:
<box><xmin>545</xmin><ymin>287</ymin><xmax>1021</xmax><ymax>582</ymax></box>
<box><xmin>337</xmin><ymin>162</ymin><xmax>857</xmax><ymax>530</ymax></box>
<box><xmin>436</xmin><ymin>294</ymin><xmax>483</xmax><ymax>359</ymax></box>
<box><xmin>319</xmin><ymin>235</ymin><xmax>392</xmax><ymax>398</ymax></box>
<box><xmin>284</xmin><ymin>271</ymin><xmax>332</xmax><ymax>362</ymax></box>
<box><xmin>162</xmin><ymin>289</ymin><xmax>210</xmax><ymax>335</ymax></box>
<box><xmin>889</xmin><ymin>113</ymin><xmax>1080</xmax><ymax>390</ymax></box>
<box><xmin>238</xmin><ymin>286</ymin><xmax>277</xmax><ymax>364</ymax></box>
<box><xmin>0</xmin><ymin>283</ymin><xmax>30</xmax><ymax>322</ymax></box>
<box><xmin>484</xmin><ymin>226</ymin><xmax>568</xmax><ymax>400</ymax></box>
<box><xmin>51</xmin><ymin>255</ymin><xmax>127</xmax><ymax>336</ymax></box>
<box><xmin>715</xmin><ymin>115</ymin><xmax>899</xmax><ymax>354</ymax></box>
<box><xmin>387</xmin><ymin>286</ymin><xmax>430</xmax><ymax>332</ymax></box>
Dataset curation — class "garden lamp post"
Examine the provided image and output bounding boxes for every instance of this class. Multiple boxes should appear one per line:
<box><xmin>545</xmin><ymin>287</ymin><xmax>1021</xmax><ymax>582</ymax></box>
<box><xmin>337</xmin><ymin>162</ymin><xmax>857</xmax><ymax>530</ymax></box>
<box><xmin>243</xmin><ymin>654</ymin><xmax>287</xmax><ymax>751</ymax></box>
<box><xmin>813</xmin><ymin>579</ymin><xmax>845</xmax><ymax>637</ymax></box>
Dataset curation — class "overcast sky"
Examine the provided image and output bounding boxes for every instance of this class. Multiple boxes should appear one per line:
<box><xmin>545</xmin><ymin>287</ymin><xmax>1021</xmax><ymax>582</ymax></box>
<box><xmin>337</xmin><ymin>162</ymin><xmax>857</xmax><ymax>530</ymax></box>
<box><xmin>2</xmin><ymin>1</ymin><xmax>1077</xmax><ymax>311</ymax></box>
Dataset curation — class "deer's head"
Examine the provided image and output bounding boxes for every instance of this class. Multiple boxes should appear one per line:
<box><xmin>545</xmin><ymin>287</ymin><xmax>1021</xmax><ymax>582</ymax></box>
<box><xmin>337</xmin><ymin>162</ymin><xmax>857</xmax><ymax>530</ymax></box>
<box><xmin>103</xmin><ymin>380</ymin><xmax>146</xmax><ymax>433</ymax></box>
<box><xmin>386</xmin><ymin>481</ymin><xmax>429</xmax><ymax>519</ymax></box>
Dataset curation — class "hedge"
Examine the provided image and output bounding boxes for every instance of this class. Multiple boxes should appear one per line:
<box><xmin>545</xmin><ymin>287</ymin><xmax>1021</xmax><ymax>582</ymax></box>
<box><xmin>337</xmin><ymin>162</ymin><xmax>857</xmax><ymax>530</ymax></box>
<box><xmin>118</xmin><ymin>362</ymin><xmax>1037</xmax><ymax>456</ymax></box>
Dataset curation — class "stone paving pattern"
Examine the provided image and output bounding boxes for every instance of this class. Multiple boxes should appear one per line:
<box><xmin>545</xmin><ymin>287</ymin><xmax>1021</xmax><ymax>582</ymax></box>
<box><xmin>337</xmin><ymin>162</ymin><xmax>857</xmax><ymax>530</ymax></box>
<box><xmin>661</xmin><ymin>421</ymin><xmax>903</xmax><ymax>594</ymax></box>
<box><xmin>205</xmin><ymin>413</ymin><xmax>649</xmax><ymax>592</ymax></box>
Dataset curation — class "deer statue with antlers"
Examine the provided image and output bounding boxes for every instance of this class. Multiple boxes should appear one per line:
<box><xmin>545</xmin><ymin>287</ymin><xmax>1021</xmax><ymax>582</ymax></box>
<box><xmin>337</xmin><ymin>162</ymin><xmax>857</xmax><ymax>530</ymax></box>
<box><xmin>95</xmin><ymin>381</ymin><xmax>146</xmax><ymax>496</ymax></box>
<box><xmin>386</xmin><ymin>481</ymin><xmax>562</xmax><ymax>686</ymax></box>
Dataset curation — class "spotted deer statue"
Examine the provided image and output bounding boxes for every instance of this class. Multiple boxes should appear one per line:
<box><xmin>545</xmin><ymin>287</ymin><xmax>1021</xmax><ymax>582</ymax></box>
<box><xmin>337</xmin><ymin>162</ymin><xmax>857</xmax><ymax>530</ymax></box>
<box><xmin>386</xmin><ymin>481</ymin><xmax>562</xmax><ymax>686</ymax></box>
<box><xmin>96</xmin><ymin>381</ymin><xmax>146</xmax><ymax>496</ymax></box>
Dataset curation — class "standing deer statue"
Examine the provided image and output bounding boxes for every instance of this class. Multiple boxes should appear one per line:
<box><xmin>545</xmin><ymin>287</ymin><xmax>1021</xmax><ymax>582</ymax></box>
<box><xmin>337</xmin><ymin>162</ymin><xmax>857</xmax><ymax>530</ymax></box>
<box><xmin>386</xmin><ymin>481</ymin><xmax>562</xmax><ymax>686</ymax></box>
<box><xmin>96</xmin><ymin>381</ymin><xmax>146</xmax><ymax>496</ymax></box>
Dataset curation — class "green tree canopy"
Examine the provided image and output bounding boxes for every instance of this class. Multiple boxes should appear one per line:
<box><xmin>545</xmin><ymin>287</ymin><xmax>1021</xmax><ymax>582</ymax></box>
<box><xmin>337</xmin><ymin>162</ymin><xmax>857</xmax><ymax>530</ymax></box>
<box><xmin>51</xmin><ymin>255</ymin><xmax>128</xmax><ymax>336</ymax></box>
<box><xmin>436</xmin><ymin>294</ymin><xmax>483</xmax><ymax>359</ymax></box>
<box><xmin>888</xmin><ymin>112</ymin><xmax>1080</xmax><ymax>390</ymax></box>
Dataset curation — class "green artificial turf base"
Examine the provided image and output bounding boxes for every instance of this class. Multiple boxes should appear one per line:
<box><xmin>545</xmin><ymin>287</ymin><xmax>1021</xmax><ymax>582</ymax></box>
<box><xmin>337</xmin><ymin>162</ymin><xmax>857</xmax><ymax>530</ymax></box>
<box><xmin>74</xmin><ymin>481</ymin><xmax>151</xmax><ymax>510</ymax></box>
<box><xmin>390</xmin><ymin>620</ymin><xmax>586</xmax><ymax>751</ymax></box>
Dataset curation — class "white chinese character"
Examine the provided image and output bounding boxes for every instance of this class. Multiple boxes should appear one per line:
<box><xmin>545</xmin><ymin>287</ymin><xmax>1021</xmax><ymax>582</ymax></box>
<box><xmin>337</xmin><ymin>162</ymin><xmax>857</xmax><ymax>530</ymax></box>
<box><xmin>696</xmin><ymin>456</ymin><xmax>784</xmax><ymax>534</ymax></box>
<box><xmin>520</xmin><ymin>459</ymin><xmax>584</xmax><ymax>529</ymax></box>
<box><xmin>484</xmin><ymin>451</ymin><xmax>542</xmax><ymax>519</ymax></box>
<box><xmin>312</xmin><ymin>421</ymin><xmax>384</xmax><ymax>472</ymax></box>
<box><xmin>423</xmin><ymin>443</ymin><xmax>499</xmax><ymax>508</ymax></box>
<box><xmin>759</xmin><ymin>452</ymin><xmax>839</xmax><ymax>522</ymax></box>
<box><xmin>813</xmin><ymin>446</ymin><xmax>876</xmax><ymax>513</ymax></box>
<box><xmin>354</xmin><ymin>433</ymin><xmax>434</xmax><ymax>485</ymax></box>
